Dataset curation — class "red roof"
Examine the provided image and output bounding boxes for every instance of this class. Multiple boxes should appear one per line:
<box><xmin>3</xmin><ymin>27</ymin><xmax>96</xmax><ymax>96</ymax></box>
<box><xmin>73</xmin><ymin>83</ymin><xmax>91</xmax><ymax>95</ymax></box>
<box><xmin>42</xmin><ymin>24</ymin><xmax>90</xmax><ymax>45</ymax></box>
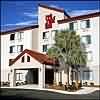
<box><xmin>58</xmin><ymin>12</ymin><xmax>100</xmax><ymax>24</ymax></box>
<box><xmin>9</xmin><ymin>49</ymin><xmax>59</xmax><ymax>66</ymax></box>
<box><xmin>1</xmin><ymin>25</ymin><xmax>38</xmax><ymax>35</ymax></box>
<box><xmin>39</xmin><ymin>4</ymin><xmax>64</xmax><ymax>13</ymax></box>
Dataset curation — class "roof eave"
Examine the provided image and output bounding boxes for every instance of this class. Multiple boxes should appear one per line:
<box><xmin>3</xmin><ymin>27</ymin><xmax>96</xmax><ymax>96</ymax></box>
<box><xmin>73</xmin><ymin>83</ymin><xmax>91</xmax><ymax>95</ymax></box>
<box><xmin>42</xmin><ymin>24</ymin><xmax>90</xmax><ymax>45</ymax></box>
<box><xmin>58</xmin><ymin>12</ymin><xmax>100</xmax><ymax>24</ymax></box>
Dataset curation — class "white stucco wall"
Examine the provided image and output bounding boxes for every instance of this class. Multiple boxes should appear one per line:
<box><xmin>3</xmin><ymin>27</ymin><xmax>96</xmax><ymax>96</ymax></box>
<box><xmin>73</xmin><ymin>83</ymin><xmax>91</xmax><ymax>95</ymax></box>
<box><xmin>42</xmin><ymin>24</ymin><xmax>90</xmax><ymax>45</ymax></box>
<box><xmin>38</xmin><ymin>6</ymin><xmax>65</xmax><ymax>53</ymax></box>
<box><xmin>1</xmin><ymin>34</ymin><xmax>10</xmax><ymax>82</ymax></box>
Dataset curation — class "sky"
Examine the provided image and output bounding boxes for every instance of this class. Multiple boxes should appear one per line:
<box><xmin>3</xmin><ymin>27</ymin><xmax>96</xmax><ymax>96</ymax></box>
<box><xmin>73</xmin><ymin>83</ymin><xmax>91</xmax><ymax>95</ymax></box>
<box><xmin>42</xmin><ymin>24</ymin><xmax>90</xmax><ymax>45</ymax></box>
<box><xmin>1</xmin><ymin>0</ymin><xmax>100</xmax><ymax>31</ymax></box>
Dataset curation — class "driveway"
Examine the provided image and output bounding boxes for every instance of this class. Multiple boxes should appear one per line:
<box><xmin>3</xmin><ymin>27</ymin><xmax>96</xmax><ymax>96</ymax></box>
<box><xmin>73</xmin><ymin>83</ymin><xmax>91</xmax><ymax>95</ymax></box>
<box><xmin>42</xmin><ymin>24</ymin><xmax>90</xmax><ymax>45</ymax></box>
<box><xmin>0</xmin><ymin>88</ymin><xmax>100</xmax><ymax>100</ymax></box>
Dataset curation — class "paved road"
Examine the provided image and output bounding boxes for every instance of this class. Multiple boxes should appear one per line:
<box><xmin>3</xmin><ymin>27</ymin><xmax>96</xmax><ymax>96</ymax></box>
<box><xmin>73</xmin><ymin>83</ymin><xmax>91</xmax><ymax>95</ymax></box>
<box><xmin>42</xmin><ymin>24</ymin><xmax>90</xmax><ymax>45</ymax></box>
<box><xmin>0</xmin><ymin>88</ymin><xmax>100</xmax><ymax>100</ymax></box>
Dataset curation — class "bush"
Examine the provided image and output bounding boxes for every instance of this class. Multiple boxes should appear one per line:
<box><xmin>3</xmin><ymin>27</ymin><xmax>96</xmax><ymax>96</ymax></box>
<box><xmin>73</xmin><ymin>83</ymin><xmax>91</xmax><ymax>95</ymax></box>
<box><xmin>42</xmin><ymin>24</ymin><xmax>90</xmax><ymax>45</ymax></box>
<box><xmin>64</xmin><ymin>85</ymin><xmax>67</xmax><ymax>90</ymax></box>
<box><xmin>16</xmin><ymin>82</ymin><xmax>21</xmax><ymax>86</ymax></box>
<box><xmin>78</xmin><ymin>82</ymin><xmax>82</xmax><ymax>88</ymax></box>
<box><xmin>90</xmin><ymin>82</ymin><xmax>94</xmax><ymax>86</ymax></box>
<box><xmin>24</xmin><ymin>81</ymin><xmax>27</xmax><ymax>84</ymax></box>
<box><xmin>83</xmin><ymin>82</ymin><xmax>88</xmax><ymax>86</ymax></box>
<box><xmin>59</xmin><ymin>82</ymin><xmax>62</xmax><ymax>86</ymax></box>
<box><xmin>1</xmin><ymin>81</ymin><xmax>10</xmax><ymax>86</ymax></box>
<box><xmin>72</xmin><ymin>82</ymin><xmax>77</xmax><ymax>90</ymax></box>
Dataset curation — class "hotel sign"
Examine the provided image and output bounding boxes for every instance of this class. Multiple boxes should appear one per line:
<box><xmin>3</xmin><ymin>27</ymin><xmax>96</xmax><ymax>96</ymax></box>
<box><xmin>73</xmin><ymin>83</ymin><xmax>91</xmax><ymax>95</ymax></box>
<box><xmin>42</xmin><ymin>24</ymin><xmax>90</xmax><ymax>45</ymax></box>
<box><xmin>45</xmin><ymin>14</ymin><xmax>55</xmax><ymax>29</ymax></box>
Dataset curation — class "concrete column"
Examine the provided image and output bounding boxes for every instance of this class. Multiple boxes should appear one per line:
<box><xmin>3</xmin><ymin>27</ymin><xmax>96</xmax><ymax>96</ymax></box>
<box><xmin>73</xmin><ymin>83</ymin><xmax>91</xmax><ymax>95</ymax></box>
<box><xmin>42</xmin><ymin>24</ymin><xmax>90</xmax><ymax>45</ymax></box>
<box><xmin>54</xmin><ymin>72</ymin><xmax>56</xmax><ymax>82</ymax></box>
<box><xmin>69</xmin><ymin>67</ymin><xmax>72</xmax><ymax>85</ymax></box>
<box><xmin>56</xmin><ymin>72</ymin><xmax>59</xmax><ymax>85</ymax></box>
<box><xmin>10</xmin><ymin>69</ymin><xmax>16</xmax><ymax>87</ymax></box>
<box><xmin>39</xmin><ymin>65</ymin><xmax>45</xmax><ymax>88</ymax></box>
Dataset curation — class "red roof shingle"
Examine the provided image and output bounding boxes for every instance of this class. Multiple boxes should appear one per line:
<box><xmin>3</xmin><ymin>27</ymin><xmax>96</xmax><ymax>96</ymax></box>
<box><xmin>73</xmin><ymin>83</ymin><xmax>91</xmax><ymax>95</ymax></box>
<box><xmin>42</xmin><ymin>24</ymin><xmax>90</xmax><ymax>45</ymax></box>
<box><xmin>9</xmin><ymin>49</ymin><xmax>59</xmax><ymax>66</ymax></box>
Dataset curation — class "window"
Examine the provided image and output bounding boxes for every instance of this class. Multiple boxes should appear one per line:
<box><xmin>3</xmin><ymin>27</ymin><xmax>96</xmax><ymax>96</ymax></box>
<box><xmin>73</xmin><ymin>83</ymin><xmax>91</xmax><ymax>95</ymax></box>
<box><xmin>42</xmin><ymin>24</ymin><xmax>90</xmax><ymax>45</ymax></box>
<box><xmin>43</xmin><ymin>31</ymin><xmax>49</xmax><ymax>39</ymax></box>
<box><xmin>16</xmin><ymin>73</ymin><xmax>23</xmax><ymax>81</ymax></box>
<box><xmin>83</xmin><ymin>71</ymin><xmax>89</xmax><ymax>80</ymax></box>
<box><xmin>81</xmin><ymin>19</ymin><xmax>90</xmax><ymax>29</ymax></box>
<box><xmin>86</xmin><ymin>51</ymin><xmax>92</xmax><ymax>61</ymax></box>
<box><xmin>74</xmin><ymin>22</ymin><xmax>78</xmax><ymax>30</ymax></box>
<box><xmin>86</xmin><ymin>20</ymin><xmax>90</xmax><ymax>28</ymax></box>
<box><xmin>51</xmin><ymin>30</ymin><xmax>57</xmax><ymax>38</ymax></box>
<box><xmin>17</xmin><ymin>32</ymin><xmax>24</xmax><ymax>40</ymax></box>
<box><xmin>83</xmin><ymin>71</ymin><xmax>93</xmax><ymax>80</ymax></box>
<box><xmin>10</xmin><ymin>46</ymin><xmax>13</xmax><ymax>53</ymax></box>
<box><xmin>69</xmin><ymin>22</ymin><xmax>78</xmax><ymax>30</ymax></box>
<box><xmin>81</xmin><ymin>35</ymin><xmax>91</xmax><ymax>45</ymax></box>
<box><xmin>27</xmin><ymin>56</ymin><xmax>30</xmax><ymax>62</ymax></box>
<box><xmin>21</xmin><ymin>56</ymin><xmax>24</xmax><ymax>63</ymax></box>
<box><xmin>9</xmin><ymin>45</ymin><xmax>23</xmax><ymax>53</ymax></box>
<box><xmin>10</xmin><ymin>34</ymin><xmax>15</xmax><ymax>40</ymax></box>
<box><xmin>43</xmin><ymin>45</ymin><xmax>47</xmax><ymax>52</ymax></box>
<box><xmin>69</xmin><ymin>22</ymin><xmax>74</xmax><ymax>30</ymax></box>
<box><xmin>51</xmin><ymin>30</ymin><xmax>57</xmax><ymax>44</ymax></box>
<box><xmin>17</xmin><ymin>45</ymin><xmax>23</xmax><ymax>52</ymax></box>
<box><xmin>9</xmin><ymin>46</ymin><xmax>15</xmax><ymax>53</ymax></box>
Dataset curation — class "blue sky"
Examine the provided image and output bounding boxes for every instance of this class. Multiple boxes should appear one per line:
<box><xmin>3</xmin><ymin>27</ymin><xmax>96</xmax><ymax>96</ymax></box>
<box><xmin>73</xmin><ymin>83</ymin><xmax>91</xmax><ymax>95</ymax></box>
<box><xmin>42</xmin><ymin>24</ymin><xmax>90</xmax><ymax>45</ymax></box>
<box><xmin>1</xmin><ymin>1</ymin><xmax>99</xmax><ymax>31</ymax></box>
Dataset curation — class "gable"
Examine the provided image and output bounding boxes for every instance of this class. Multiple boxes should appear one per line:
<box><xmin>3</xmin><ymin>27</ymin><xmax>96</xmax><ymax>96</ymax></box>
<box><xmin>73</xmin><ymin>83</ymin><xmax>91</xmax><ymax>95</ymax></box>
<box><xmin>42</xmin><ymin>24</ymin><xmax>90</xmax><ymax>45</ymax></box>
<box><xmin>9</xmin><ymin>49</ymin><xmax>59</xmax><ymax>66</ymax></box>
<box><xmin>11</xmin><ymin>53</ymin><xmax>42</xmax><ymax>68</ymax></box>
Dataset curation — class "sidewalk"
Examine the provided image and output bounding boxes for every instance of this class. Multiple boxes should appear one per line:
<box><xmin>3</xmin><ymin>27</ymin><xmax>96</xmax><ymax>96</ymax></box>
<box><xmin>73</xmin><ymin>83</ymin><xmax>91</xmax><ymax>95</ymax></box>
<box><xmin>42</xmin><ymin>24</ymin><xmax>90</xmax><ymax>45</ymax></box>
<box><xmin>1</xmin><ymin>85</ymin><xmax>100</xmax><ymax>95</ymax></box>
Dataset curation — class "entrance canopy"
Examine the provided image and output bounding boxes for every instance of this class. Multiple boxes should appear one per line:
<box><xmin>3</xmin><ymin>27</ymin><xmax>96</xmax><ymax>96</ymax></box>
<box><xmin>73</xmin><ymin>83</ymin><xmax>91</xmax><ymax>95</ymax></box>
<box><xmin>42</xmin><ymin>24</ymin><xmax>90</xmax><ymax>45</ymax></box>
<box><xmin>9</xmin><ymin>49</ymin><xmax>59</xmax><ymax>66</ymax></box>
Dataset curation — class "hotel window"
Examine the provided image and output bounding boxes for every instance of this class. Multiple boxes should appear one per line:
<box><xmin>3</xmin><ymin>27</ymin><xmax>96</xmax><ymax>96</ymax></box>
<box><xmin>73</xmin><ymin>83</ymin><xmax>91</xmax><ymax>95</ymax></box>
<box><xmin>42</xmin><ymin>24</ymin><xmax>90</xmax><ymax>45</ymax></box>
<box><xmin>86</xmin><ymin>51</ymin><xmax>92</xmax><ymax>61</ymax></box>
<box><xmin>9</xmin><ymin>46</ymin><xmax>15</xmax><ymax>53</ymax></box>
<box><xmin>27</xmin><ymin>56</ymin><xmax>30</xmax><ymax>62</ymax></box>
<box><xmin>10</xmin><ymin>34</ymin><xmax>15</xmax><ymax>40</ymax></box>
<box><xmin>81</xmin><ymin>35</ymin><xmax>91</xmax><ymax>45</ymax></box>
<box><xmin>51</xmin><ymin>30</ymin><xmax>57</xmax><ymax>38</ymax></box>
<box><xmin>16</xmin><ymin>73</ymin><xmax>23</xmax><ymax>81</ymax></box>
<box><xmin>83</xmin><ymin>71</ymin><xmax>93</xmax><ymax>80</ymax></box>
<box><xmin>69</xmin><ymin>22</ymin><xmax>78</xmax><ymax>30</ymax></box>
<box><xmin>43</xmin><ymin>31</ymin><xmax>49</xmax><ymax>39</ymax></box>
<box><xmin>80</xmin><ymin>19</ymin><xmax>90</xmax><ymax>29</ymax></box>
<box><xmin>17</xmin><ymin>32</ymin><xmax>24</xmax><ymax>40</ymax></box>
<box><xmin>21</xmin><ymin>56</ymin><xmax>24</xmax><ymax>63</ymax></box>
<box><xmin>17</xmin><ymin>45</ymin><xmax>23</xmax><ymax>52</ymax></box>
<box><xmin>69</xmin><ymin>22</ymin><xmax>74</xmax><ymax>30</ymax></box>
<box><xmin>43</xmin><ymin>45</ymin><xmax>47</xmax><ymax>52</ymax></box>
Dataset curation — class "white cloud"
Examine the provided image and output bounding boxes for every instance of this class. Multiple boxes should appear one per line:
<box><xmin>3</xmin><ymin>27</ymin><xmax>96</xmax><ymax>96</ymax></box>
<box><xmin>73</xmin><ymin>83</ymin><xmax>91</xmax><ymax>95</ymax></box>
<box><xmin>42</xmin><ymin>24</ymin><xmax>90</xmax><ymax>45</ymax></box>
<box><xmin>2</xmin><ymin>20</ymin><xmax>36</xmax><ymax>26</ymax></box>
<box><xmin>67</xmin><ymin>9</ymin><xmax>99</xmax><ymax>17</ymax></box>
<box><xmin>23</xmin><ymin>12</ymin><xmax>38</xmax><ymax>18</ymax></box>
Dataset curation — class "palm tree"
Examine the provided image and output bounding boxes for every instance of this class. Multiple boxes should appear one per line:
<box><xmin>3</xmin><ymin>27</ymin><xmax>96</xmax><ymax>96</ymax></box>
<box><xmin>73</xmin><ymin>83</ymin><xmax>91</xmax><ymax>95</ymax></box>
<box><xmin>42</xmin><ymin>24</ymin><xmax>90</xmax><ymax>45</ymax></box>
<box><xmin>47</xmin><ymin>29</ymin><xmax>86</xmax><ymax>86</ymax></box>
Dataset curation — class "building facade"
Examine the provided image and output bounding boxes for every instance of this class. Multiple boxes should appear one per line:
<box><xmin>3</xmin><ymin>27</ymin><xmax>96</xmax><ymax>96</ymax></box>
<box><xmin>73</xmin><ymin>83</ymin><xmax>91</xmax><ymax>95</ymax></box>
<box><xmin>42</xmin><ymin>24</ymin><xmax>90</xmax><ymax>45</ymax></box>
<box><xmin>1</xmin><ymin>4</ymin><xmax>100</xmax><ymax>87</ymax></box>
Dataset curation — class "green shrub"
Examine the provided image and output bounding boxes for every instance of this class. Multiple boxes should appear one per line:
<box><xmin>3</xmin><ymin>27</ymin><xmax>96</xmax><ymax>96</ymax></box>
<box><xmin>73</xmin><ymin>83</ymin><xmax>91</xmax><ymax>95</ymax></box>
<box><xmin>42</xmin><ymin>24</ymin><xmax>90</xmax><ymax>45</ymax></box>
<box><xmin>90</xmin><ymin>82</ymin><xmax>94</xmax><ymax>86</ymax></box>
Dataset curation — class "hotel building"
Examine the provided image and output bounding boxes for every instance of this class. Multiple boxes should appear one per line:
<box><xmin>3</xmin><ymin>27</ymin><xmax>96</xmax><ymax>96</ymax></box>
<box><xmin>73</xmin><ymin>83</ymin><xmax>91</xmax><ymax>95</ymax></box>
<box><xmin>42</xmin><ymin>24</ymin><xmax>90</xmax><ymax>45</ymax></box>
<box><xmin>1</xmin><ymin>4</ymin><xmax>100</xmax><ymax>88</ymax></box>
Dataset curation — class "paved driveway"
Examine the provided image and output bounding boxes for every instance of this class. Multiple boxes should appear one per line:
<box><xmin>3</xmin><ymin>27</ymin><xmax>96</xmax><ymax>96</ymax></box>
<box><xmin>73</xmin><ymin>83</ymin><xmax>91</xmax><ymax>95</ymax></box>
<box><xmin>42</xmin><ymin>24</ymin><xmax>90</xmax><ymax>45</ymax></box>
<box><xmin>0</xmin><ymin>88</ymin><xmax>100</xmax><ymax>100</ymax></box>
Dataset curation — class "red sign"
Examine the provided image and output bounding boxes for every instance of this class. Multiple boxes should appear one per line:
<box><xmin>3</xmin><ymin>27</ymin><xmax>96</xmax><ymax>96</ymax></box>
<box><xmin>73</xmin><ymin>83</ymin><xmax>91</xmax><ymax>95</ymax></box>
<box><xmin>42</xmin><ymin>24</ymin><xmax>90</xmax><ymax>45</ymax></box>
<box><xmin>45</xmin><ymin>14</ymin><xmax>55</xmax><ymax>29</ymax></box>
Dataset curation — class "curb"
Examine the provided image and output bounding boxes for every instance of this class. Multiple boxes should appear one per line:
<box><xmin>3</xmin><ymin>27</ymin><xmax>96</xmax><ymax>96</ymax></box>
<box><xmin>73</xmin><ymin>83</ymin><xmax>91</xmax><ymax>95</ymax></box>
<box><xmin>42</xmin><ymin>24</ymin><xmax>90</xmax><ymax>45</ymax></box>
<box><xmin>1</xmin><ymin>86</ymin><xmax>99</xmax><ymax>95</ymax></box>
